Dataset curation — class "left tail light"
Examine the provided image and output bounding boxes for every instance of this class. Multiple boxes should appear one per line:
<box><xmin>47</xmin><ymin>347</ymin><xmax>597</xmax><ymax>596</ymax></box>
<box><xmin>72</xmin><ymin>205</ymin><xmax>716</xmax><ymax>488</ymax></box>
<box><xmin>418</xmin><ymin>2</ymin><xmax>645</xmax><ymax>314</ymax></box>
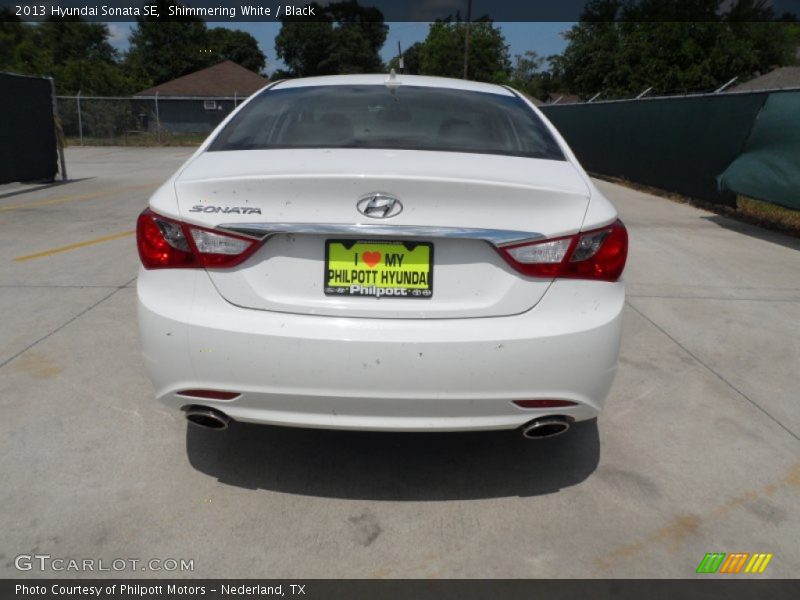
<box><xmin>136</xmin><ymin>208</ymin><xmax>259</xmax><ymax>269</ymax></box>
<box><xmin>498</xmin><ymin>219</ymin><xmax>628</xmax><ymax>282</ymax></box>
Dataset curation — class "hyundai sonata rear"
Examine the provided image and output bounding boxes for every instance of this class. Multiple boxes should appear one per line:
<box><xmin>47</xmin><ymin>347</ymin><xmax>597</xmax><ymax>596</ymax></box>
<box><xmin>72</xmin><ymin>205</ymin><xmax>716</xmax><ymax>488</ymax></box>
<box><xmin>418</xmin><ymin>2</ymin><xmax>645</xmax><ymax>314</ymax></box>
<box><xmin>136</xmin><ymin>74</ymin><xmax>627</xmax><ymax>438</ymax></box>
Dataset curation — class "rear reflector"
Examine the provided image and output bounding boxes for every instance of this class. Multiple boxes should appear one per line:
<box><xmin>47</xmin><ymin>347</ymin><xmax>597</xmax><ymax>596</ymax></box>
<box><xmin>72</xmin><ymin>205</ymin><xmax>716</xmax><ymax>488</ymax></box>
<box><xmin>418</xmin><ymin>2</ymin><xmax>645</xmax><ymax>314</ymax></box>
<box><xmin>137</xmin><ymin>208</ymin><xmax>259</xmax><ymax>269</ymax></box>
<box><xmin>513</xmin><ymin>400</ymin><xmax>578</xmax><ymax>409</ymax></box>
<box><xmin>499</xmin><ymin>220</ymin><xmax>628</xmax><ymax>281</ymax></box>
<box><xmin>176</xmin><ymin>389</ymin><xmax>240</xmax><ymax>400</ymax></box>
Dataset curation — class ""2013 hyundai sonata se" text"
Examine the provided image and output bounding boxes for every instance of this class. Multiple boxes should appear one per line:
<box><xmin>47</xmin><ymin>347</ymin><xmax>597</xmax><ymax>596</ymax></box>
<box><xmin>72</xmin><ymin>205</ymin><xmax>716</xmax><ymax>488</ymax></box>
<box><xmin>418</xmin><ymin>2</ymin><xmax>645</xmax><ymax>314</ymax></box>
<box><xmin>136</xmin><ymin>73</ymin><xmax>628</xmax><ymax>439</ymax></box>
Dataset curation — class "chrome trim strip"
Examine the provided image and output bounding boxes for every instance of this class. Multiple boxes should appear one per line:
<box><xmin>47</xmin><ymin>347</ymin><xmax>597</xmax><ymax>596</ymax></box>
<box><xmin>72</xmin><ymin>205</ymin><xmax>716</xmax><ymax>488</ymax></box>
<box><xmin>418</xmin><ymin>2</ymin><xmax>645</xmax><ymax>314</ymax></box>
<box><xmin>216</xmin><ymin>223</ymin><xmax>544</xmax><ymax>247</ymax></box>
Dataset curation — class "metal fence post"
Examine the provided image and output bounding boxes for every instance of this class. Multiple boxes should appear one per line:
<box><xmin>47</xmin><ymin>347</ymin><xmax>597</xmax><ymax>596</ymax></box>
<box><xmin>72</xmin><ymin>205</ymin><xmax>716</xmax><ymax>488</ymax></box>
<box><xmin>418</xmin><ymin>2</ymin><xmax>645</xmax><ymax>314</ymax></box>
<box><xmin>715</xmin><ymin>77</ymin><xmax>738</xmax><ymax>93</ymax></box>
<box><xmin>76</xmin><ymin>90</ymin><xmax>83</xmax><ymax>146</ymax></box>
<box><xmin>49</xmin><ymin>77</ymin><xmax>67</xmax><ymax>180</ymax></box>
<box><xmin>155</xmin><ymin>91</ymin><xmax>161</xmax><ymax>144</ymax></box>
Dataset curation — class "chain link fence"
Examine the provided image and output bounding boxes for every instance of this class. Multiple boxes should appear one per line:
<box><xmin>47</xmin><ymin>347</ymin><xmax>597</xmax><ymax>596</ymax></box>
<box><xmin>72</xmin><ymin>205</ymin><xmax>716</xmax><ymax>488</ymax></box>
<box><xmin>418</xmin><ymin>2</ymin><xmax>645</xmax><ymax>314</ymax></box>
<box><xmin>56</xmin><ymin>95</ymin><xmax>244</xmax><ymax>146</ymax></box>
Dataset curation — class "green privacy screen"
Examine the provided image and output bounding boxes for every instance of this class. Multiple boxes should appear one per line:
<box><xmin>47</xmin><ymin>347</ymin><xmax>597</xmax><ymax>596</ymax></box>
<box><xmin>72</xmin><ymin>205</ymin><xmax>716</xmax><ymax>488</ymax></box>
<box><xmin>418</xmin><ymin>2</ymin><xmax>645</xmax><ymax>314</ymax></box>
<box><xmin>0</xmin><ymin>72</ymin><xmax>58</xmax><ymax>184</ymax></box>
<box><xmin>541</xmin><ymin>92</ymin><xmax>772</xmax><ymax>207</ymax></box>
<box><xmin>718</xmin><ymin>91</ymin><xmax>800</xmax><ymax>210</ymax></box>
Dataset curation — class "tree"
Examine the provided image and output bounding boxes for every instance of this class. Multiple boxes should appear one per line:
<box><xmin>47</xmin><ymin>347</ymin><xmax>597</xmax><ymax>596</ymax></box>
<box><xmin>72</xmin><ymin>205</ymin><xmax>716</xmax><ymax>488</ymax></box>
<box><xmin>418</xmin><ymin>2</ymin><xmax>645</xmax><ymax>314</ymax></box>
<box><xmin>270</xmin><ymin>68</ymin><xmax>296</xmax><ymax>81</ymax></box>
<box><xmin>127</xmin><ymin>1</ymin><xmax>266</xmax><ymax>86</ymax></box>
<box><xmin>275</xmin><ymin>1</ymin><xmax>387</xmax><ymax>76</ymax></box>
<box><xmin>783</xmin><ymin>22</ymin><xmax>800</xmax><ymax>62</ymax></box>
<box><xmin>0</xmin><ymin>9</ymin><xmax>45</xmax><ymax>75</ymax></box>
<box><xmin>275</xmin><ymin>13</ymin><xmax>333</xmax><ymax>77</ymax></box>
<box><xmin>509</xmin><ymin>51</ymin><xmax>543</xmax><ymax>92</ymax></box>
<box><xmin>39</xmin><ymin>17</ymin><xmax>118</xmax><ymax>64</ymax></box>
<box><xmin>125</xmin><ymin>0</ymin><xmax>212</xmax><ymax>86</ymax></box>
<box><xmin>418</xmin><ymin>18</ymin><xmax>511</xmax><ymax>83</ymax></box>
<box><xmin>550</xmin><ymin>0</ymin><xmax>797</xmax><ymax>98</ymax></box>
<box><xmin>0</xmin><ymin>11</ymin><xmax>141</xmax><ymax>95</ymax></box>
<box><xmin>207</xmin><ymin>27</ymin><xmax>266</xmax><ymax>74</ymax></box>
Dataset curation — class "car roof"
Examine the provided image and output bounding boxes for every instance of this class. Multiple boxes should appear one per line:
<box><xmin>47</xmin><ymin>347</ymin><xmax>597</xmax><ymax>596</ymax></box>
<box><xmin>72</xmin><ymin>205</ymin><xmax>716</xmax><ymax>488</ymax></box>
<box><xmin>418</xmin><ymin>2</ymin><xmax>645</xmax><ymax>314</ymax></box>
<box><xmin>270</xmin><ymin>74</ymin><xmax>516</xmax><ymax>96</ymax></box>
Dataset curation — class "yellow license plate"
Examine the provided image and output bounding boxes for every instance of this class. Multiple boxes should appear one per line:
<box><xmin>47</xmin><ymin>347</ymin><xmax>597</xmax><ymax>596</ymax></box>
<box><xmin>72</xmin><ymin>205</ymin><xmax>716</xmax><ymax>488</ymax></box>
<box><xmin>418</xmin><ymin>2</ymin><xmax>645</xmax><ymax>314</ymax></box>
<box><xmin>325</xmin><ymin>240</ymin><xmax>433</xmax><ymax>299</ymax></box>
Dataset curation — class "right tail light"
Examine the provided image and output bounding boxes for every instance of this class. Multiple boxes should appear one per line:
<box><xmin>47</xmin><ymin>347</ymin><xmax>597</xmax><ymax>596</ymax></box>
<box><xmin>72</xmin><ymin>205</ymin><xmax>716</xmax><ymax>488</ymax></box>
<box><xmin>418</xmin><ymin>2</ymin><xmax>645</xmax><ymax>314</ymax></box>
<box><xmin>498</xmin><ymin>220</ymin><xmax>628</xmax><ymax>281</ymax></box>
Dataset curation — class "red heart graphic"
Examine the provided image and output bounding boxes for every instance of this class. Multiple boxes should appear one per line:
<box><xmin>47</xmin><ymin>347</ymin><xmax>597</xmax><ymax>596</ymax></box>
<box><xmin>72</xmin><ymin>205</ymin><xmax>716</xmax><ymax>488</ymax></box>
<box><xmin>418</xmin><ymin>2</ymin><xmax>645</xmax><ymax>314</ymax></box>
<box><xmin>362</xmin><ymin>251</ymin><xmax>381</xmax><ymax>268</ymax></box>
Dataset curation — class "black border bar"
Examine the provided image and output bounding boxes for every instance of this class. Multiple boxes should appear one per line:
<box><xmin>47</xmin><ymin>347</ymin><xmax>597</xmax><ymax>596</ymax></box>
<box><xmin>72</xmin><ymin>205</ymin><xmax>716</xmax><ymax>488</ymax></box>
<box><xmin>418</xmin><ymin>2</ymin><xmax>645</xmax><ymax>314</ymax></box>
<box><xmin>3</xmin><ymin>0</ymin><xmax>799</xmax><ymax>22</ymax></box>
<box><xmin>4</xmin><ymin>579</ymin><xmax>800</xmax><ymax>600</ymax></box>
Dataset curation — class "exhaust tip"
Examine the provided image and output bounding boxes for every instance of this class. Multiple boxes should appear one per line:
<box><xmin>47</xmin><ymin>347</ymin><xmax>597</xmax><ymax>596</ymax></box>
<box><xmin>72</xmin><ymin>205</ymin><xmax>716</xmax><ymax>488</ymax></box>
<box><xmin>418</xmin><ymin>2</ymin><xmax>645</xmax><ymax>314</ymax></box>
<box><xmin>521</xmin><ymin>416</ymin><xmax>571</xmax><ymax>440</ymax></box>
<box><xmin>182</xmin><ymin>405</ymin><xmax>231</xmax><ymax>431</ymax></box>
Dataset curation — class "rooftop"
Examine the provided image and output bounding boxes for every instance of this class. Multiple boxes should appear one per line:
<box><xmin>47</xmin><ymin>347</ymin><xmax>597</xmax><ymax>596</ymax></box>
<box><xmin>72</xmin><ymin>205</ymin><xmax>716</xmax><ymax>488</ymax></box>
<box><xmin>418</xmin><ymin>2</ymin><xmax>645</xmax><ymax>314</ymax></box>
<box><xmin>727</xmin><ymin>67</ymin><xmax>800</xmax><ymax>93</ymax></box>
<box><xmin>135</xmin><ymin>61</ymin><xmax>268</xmax><ymax>98</ymax></box>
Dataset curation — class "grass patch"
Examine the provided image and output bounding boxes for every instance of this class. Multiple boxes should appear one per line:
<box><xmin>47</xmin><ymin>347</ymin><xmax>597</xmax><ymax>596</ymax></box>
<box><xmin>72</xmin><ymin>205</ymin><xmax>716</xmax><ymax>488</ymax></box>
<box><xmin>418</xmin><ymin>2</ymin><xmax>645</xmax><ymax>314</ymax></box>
<box><xmin>737</xmin><ymin>196</ymin><xmax>800</xmax><ymax>231</ymax></box>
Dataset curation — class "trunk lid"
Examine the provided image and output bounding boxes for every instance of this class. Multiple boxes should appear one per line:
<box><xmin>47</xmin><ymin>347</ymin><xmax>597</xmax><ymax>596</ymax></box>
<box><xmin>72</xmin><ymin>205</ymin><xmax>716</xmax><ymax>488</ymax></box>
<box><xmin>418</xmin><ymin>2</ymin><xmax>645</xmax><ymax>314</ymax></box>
<box><xmin>174</xmin><ymin>149</ymin><xmax>590</xmax><ymax>318</ymax></box>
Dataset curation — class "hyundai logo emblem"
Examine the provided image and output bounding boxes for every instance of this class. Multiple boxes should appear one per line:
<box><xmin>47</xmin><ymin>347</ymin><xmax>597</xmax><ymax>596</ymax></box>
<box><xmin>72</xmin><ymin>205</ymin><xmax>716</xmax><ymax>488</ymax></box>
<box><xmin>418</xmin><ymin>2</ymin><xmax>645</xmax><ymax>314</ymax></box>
<box><xmin>356</xmin><ymin>193</ymin><xmax>403</xmax><ymax>219</ymax></box>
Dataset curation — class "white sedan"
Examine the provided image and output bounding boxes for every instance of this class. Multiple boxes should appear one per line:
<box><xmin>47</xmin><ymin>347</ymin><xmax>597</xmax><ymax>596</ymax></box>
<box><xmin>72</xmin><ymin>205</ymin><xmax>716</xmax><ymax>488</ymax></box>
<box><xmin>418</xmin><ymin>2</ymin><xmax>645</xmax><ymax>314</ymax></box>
<box><xmin>136</xmin><ymin>74</ymin><xmax>627</xmax><ymax>439</ymax></box>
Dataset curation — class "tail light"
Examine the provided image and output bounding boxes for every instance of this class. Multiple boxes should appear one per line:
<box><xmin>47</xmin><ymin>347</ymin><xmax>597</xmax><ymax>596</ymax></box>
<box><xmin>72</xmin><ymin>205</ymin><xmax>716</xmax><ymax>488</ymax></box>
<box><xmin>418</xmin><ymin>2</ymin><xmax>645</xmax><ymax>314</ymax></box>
<box><xmin>136</xmin><ymin>208</ymin><xmax>259</xmax><ymax>269</ymax></box>
<box><xmin>499</xmin><ymin>220</ymin><xmax>628</xmax><ymax>281</ymax></box>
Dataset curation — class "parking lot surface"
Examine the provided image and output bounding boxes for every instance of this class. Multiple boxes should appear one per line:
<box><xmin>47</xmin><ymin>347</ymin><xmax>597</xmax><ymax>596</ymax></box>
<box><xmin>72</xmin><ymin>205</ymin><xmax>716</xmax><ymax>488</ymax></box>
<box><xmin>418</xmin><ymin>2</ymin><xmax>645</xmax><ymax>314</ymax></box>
<box><xmin>1</xmin><ymin>147</ymin><xmax>798</xmax><ymax>578</ymax></box>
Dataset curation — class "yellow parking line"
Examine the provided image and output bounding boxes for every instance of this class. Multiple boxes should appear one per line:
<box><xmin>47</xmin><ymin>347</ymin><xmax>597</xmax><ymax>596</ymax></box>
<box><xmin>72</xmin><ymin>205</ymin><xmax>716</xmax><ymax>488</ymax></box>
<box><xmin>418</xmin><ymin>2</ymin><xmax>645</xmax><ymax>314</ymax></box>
<box><xmin>14</xmin><ymin>230</ymin><xmax>135</xmax><ymax>262</ymax></box>
<box><xmin>0</xmin><ymin>183</ymin><xmax>154</xmax><ymax>213</ymax></box>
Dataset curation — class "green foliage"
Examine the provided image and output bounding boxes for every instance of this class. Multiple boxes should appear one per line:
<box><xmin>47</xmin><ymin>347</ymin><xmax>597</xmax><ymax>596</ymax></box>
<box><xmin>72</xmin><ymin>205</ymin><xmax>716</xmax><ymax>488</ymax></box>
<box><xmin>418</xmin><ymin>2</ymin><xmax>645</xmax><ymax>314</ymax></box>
<box><xmin>0</xmin><ymin>9</ymin><xmax>143</xmax><ymax>94</ymax></box>
<box><xmin>275</xmin><ymin>1</ymin><xmax>387</xmax><ymax>76</ymax></box>
<box><xmin>207</xmin><ymin>28</ymin><xmax>266</xmax><ymax>74</ymax></box>
<box><xmin>551</xmin><ymin>0</ymin><xmax>798</xmax><ymax>98</ymax></box>
<box><xmin>269</xmin><ymin>68</ymin><xmax>296</xmax><ymax>81</ymax></box>
<box><xmin>1</xmin><ymin>0</ymin><xmax>268</xmax><ymax>94</ymax></box>
<box><xmin>126</xmin><ymin>1</ymin><xmax>266</xmax><ymax>86</ymax></box>
<box><xmin>387</xmin><ymin>18</ymin><xmax>514</xmax><ymax>86</ymax></box>
<box><xmin>786</xmin><ymin>22</ymin><xmax>800</xmax><ymax>61</ymax></box>
<box><xmin>419</xmin><ymin>18</ymin><xmax>511</xmax><ymax>84</ymax></box>
<box><xmin>508</xmin><ymin>50</ymin><xmax>545</xmax><ymax>97</ymax></box>
<box><xmin>125</xmin><ymin>0</ymin><xmax>213</xmax><ymax>86</ymax></box>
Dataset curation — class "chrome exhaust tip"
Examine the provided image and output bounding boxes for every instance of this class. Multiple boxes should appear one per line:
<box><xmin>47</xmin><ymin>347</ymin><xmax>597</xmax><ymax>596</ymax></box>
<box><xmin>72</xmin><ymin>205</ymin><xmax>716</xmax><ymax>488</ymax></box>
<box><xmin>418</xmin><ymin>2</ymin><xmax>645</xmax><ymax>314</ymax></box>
<box><xmin>182</xmin><ymin>405</ymin><xmax>232</xmax><ymax>431</ymax></box>
<box><xmin>521</xmin><ymin>416</ymin><xmax>571</xmax><ymax>439</ymax></box>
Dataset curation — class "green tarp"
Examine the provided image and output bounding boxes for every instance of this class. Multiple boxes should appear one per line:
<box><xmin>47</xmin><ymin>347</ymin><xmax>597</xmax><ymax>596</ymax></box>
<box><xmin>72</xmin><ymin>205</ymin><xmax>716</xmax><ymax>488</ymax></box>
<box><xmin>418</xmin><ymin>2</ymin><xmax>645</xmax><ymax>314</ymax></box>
<box><xmin>541</xmin><ymin>89</ymin><xmax>800</xmax><ymax>210</ymax></box>
<box><xmin>718</xmin><ymin>91</ymin><xmax>800</xmax><ymax>210</ymax></box>
<box><xmin>541</xmin><ymin>93</ymin><xmax>770</xmax><ymax>206</ymax></box>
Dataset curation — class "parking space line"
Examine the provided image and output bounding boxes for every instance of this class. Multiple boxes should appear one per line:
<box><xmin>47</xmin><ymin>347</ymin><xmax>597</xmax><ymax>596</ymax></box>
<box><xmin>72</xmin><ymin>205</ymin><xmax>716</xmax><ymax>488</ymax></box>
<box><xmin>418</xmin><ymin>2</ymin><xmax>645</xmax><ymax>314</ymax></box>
<box><xmin>0</xmin><ymin>278</ymin><xmax>135</xmax><ymax>371</ymax></box>
<box><xmin>626</xmin><ymin>300</ymin><xmax>799</xmax><ymax>442</ymax></box>
<box><xmin>0</xmin><ymin>183</ymin><xmax>154</xmax><ymax>212</ymax></box>
<box><xmin>13</xmin><ymin>230</ymin><xmax>135</xmax><ymax>262</ymax></box>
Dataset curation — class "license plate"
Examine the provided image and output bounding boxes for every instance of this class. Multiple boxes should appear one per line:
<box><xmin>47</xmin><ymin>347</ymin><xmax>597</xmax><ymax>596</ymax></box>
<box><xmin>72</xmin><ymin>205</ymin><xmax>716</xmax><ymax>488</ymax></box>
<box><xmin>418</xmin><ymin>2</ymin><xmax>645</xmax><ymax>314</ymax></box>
<box><xmin>324</xmin><ymin>240</ymin><xmax>433</xmax><ymax>299</ymax></box>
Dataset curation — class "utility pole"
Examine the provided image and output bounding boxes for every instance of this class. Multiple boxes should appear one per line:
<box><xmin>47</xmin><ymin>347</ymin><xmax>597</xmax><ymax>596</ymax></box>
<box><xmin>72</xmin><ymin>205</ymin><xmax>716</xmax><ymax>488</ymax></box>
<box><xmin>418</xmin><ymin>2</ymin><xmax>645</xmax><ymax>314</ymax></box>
<box><xmin>463</xmin><ymin>0</ymin><xmax>472</xmax><ymax>79</ymax></box>
<box><xmin>398</xmin><ymin>41</ymin><xmax>404</xmax><ymax>73</ymax></box>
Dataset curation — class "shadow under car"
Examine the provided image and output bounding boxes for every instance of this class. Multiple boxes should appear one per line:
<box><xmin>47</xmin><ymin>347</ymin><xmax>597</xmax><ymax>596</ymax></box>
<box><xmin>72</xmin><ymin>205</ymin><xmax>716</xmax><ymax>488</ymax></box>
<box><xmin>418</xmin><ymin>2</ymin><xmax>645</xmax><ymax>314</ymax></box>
<box><xmin>186</xmin><ymin>418</ymin><xmax>600</xmax><ymax>500</ymax></box>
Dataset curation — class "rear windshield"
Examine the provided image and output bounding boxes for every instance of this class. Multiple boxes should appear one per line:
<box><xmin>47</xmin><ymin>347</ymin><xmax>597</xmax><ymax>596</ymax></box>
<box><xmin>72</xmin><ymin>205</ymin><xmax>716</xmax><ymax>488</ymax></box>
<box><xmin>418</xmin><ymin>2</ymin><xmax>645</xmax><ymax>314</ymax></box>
<box><xmin>209</xmin><ymin>84</ymin><xmax>565</xmax><ymax>160</ymax></box>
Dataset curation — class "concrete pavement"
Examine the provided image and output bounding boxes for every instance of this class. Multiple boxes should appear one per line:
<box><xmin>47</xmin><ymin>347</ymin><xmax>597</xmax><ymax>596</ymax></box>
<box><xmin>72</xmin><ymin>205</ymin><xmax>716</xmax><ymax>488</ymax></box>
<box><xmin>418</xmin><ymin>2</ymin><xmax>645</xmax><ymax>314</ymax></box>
<box><xmin>0</xmin><ymin>147</ymin><xmax>797</xmax><ymax>578</ymax></box>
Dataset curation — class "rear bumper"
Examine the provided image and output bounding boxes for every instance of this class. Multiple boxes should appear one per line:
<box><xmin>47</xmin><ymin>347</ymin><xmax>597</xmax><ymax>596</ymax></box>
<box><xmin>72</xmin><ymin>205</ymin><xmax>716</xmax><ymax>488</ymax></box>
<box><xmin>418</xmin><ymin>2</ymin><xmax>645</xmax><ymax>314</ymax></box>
<box><xmin>137</xmin><ymin>269</ymin><xmax>623</xmax><ymax>431</ymax></box>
